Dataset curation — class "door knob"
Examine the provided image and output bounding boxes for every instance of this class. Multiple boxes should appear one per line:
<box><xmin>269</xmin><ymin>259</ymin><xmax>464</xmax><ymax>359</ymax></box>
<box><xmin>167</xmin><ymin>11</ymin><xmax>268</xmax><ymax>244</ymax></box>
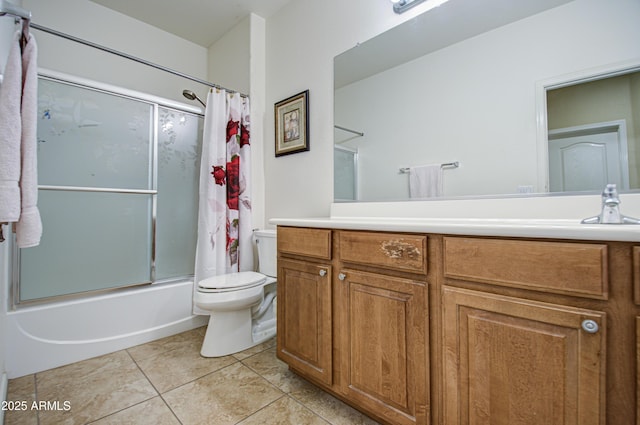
<box><xmin>319</xmin><ymin>269</ymin><xmax>327</xmax><ymax>277</ymax></box>
<box><xmin>338</xmin><ymin>273</ymin><xmax>346</xmax><ymax>281</ymax></box>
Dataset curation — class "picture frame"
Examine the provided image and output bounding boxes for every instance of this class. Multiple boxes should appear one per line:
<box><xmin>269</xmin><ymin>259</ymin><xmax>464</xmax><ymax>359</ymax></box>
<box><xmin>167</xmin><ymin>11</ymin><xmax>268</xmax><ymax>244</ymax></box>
<box><xmin>274</xmin><ymin>90</ymin><xmax>309</xmax><ymax>157</ymax></box>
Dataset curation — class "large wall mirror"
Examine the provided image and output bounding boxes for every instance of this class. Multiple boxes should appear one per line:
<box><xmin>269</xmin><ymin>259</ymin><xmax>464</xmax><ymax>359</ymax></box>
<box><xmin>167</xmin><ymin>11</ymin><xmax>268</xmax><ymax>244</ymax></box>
<box><xmin>333</xmin><ymin>0</ymin><xmax>640</xmax><ymax>202</ymax></box>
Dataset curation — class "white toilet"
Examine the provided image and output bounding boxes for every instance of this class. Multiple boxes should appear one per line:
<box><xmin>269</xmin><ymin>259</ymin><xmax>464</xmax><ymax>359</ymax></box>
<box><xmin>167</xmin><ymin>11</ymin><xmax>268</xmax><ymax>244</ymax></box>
<box><xmin>195</xmin><ymin>229</ymin><xmax>277</xmax><ymax>357</ymax></box>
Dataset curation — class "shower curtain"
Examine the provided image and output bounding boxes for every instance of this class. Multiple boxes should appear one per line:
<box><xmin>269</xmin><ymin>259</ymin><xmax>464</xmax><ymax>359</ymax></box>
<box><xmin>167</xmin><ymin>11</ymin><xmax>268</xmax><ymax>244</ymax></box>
<box><xmin>194</xmin><ymin>89</ymin><xmax>253</xmax><ymax>304</ymax></box>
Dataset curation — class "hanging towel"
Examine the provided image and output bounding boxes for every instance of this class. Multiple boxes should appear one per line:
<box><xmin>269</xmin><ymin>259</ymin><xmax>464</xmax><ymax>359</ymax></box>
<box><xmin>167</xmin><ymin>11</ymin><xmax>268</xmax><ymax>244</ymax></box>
<box><xmin>0</xmin><ymin>31</ymin><xmax>23</xmax><ymax>222</ymax></box>
<box><xmin>16</xmin><ymin>32</ymin><xmax>42</xmax><ymax>248</ymax></box>
<box><xmin>409</xmin><ymin>164</ymin><xmax>442</xmax><ymax>198</ymax></box>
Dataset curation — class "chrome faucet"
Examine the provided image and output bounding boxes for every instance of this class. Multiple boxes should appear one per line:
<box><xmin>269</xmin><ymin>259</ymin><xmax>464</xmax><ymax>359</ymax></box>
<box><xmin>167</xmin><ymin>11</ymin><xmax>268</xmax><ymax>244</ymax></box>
<box><xmin>581</xmin><ymin>184</ymin><xmax>640</xmax><ymax>224</ymax></box>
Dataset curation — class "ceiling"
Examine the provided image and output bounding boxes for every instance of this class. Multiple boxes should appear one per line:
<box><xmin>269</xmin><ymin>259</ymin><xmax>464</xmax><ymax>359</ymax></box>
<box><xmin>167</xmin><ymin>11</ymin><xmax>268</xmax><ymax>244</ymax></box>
<box><xmin>89</xmin><ymin>0</ymin><xmax>294</xmax><ymax>47</ymax></box>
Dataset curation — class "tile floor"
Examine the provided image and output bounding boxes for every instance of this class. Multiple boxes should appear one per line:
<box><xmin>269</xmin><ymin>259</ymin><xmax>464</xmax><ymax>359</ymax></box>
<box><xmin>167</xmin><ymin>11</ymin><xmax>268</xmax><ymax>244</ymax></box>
<box><xmin>4</xmin><ymin>327</ymin><xmax>380</xmax><ymax>425</ymax></box>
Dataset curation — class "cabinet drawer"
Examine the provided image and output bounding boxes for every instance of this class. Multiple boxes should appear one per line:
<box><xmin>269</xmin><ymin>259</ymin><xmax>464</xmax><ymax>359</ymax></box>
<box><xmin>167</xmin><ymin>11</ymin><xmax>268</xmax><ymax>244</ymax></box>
<box><xmin>443</xmin><ymin>237</ymin><xmax>608</xmax><ymax>299</ymax></box>
<box><xmin>277</xmin><ymin>227</ymin><xmax>332</xmax><ymax>260</ymax></box>
<box><xmin>339</xmin><ymin>231</ymin><xmax>427</xmax><ymax>274</ymax></box>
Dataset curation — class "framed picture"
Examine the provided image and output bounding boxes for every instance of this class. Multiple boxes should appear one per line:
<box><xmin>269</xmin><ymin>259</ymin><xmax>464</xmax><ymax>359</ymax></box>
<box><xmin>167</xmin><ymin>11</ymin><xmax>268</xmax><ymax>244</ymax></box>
<box><xmin>274</xmin><ymin>90</ymin><xmax>309</xmax><ymax>157</ymax></box>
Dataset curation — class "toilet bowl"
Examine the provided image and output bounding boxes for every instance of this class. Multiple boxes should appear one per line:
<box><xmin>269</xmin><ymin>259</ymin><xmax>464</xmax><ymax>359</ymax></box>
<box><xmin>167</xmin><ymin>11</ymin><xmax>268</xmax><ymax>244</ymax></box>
<box><xmin>194</xmin><ymin>229</ymin><xmax>277</xmax><ymax>357</ymax></box>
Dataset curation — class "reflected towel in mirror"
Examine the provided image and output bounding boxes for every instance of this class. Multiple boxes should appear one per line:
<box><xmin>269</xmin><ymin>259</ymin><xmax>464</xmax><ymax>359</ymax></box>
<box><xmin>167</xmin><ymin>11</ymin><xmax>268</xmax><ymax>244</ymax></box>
<box><xmin>409</xmin><ymin>164</ymin><xmax>442</xmax><ymax>198</ymax></box>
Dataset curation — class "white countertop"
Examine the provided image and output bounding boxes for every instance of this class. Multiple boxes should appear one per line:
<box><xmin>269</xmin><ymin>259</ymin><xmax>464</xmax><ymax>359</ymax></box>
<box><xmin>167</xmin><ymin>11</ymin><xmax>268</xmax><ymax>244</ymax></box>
<box><xmin>269</xmin><ymin>194</ymin><xmax>640</xmax><ymax>242</ymax></box>
<box><xmin>269</xmin><ymin>217</ymin><xmax>640</xmax><ymax>241</ymax></box>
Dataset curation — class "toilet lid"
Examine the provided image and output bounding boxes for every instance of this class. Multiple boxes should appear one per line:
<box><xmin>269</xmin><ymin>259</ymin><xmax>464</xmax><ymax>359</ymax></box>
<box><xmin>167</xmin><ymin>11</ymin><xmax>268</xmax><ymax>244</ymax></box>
<box><xmin>198</xmin><ymin>271</ymin><xmax>267</xmax><ymax>291</ymax></box>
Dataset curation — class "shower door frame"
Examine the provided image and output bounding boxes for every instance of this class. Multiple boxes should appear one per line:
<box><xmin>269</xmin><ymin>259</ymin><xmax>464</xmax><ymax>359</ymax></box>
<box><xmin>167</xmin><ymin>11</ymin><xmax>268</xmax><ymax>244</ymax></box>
<box><xmin>10</xmin><ymin>68</ymin><xmax>203</xmax><ymax>308</ymax></box>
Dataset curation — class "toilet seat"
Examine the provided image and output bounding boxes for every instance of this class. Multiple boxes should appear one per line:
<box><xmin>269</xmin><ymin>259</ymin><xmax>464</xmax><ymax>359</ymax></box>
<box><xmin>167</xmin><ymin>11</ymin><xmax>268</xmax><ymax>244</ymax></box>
<box><xmin>198</xmin><ymin>271</ymin><xmax>267</xmax><ymax>293</ymax></box>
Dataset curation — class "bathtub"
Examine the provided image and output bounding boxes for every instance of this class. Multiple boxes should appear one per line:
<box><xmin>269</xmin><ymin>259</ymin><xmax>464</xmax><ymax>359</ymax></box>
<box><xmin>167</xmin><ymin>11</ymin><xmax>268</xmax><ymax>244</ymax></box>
<box><xmin>5</xmin><ymin>280</ymin><xmax>207</xmax><ymax>378</ymax></box>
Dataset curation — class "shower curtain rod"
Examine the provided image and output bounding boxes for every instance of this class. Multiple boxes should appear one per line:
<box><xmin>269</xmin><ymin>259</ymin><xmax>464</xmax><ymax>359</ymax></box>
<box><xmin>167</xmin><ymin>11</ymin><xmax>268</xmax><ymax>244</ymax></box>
<box><xmin>0</xmin><ymin>0</ymin><xmax>31</xmax><ymax>20</ymax></box>
<box><xmin>334</xmin><ymin>125</ymin><xmax>364</xmax><ymax>137</ymax></box>
<box><xmin>29</xmin><ymin>23</ymin><xmax>248</xmax><ymax>98</ymax></box>
<box><xmin>0</xmin><ymin>2</ymin><xmax>248</xmax><ymax>98</ymax></box>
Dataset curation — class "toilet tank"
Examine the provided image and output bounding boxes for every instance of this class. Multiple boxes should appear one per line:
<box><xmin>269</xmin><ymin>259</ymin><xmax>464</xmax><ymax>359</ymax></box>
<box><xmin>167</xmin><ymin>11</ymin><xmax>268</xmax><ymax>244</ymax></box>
<box><xmin>255</xmin><ymin>229</ymin><xmax>277</xmax><ymax>277</ymax></box>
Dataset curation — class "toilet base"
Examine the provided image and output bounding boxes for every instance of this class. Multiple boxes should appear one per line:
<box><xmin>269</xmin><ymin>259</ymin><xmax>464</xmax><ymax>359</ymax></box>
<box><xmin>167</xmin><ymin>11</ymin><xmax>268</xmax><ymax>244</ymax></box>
<box><xmin>200</xmin><ymin>308</ymin><xmax>276</xmax><ymax>357</ymax></box>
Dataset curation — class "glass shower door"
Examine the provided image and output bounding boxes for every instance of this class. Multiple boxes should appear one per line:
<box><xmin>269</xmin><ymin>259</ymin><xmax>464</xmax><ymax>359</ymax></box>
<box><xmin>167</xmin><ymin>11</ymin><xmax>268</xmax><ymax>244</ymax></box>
<box><xmin>18</xmin><ymin>78</ymin><xmax>155</xmax><ymax>302</ymax></box>
<box><xmin>334</xmin><ymin>146</ymin><xmax>358</xmax><ymax>201</ymax></box>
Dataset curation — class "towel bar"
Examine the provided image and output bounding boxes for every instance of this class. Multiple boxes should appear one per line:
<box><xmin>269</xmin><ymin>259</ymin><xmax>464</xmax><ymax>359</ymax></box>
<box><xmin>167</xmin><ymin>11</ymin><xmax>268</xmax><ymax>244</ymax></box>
<box><xmin>399</xmin><ymin>161</ymin><xmax>459</xmax><ymax>174</ymax></box>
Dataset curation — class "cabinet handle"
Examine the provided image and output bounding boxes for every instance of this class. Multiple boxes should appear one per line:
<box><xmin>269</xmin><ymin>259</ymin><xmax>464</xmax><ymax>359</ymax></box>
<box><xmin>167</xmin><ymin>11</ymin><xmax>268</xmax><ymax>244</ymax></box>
<box><xmin>581</xmin><ymin>319</ymin><xmax>599</xmax><ymax>334</ymax></box>
<box><xmin>319</xmin><ymin>269</ymin><xmax>327</xmax><ymax>277</ymax></box>
<box><xmin>338</xmin><ymin>272</ymin><xmax>346</xmax><ymax>281</ymax></box>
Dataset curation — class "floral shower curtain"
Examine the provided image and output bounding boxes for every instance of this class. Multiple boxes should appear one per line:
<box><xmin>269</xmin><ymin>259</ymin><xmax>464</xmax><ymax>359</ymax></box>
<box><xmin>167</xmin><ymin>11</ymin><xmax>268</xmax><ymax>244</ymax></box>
<box><xmin>194</xmin><ymin>89</ymin><xmax>252</xmax><ymax>310</ymax></box>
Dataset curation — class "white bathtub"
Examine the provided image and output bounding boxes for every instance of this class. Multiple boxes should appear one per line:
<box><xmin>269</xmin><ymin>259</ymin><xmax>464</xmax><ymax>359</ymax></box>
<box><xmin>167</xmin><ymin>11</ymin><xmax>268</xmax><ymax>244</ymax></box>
<box><xmin>5</xmin><ymin>280</ymin><xmax>207</xmax><ymax>378</ymax></box>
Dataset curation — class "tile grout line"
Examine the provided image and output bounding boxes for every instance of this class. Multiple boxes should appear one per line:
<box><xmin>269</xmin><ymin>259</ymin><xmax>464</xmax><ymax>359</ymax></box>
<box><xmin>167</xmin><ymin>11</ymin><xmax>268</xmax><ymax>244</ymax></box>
<box><xmin>124</xmin><ymin>348</ymin><xmax>185</xmax><ymax>425</ymax></box>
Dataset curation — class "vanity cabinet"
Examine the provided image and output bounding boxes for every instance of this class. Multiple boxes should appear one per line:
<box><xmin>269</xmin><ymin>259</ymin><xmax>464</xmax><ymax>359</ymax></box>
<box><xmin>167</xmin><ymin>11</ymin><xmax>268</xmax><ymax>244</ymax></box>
<box><xmin>441</xmin><ymin>236</ymin><xmax>632</xmax><ymax>425</ymax></box>
<box><xmin>277</xmin><ymin>226</ymin><xmax>638</xmax><ymax>425</ymax></box>
<box><xmin>276</xmin><ymin>227</ymin><xmax>333</xmax><ymax>386</ymax></box>
<box><xmin>337</xmin><ymin>269</ymin><xmax>428</xmax><ymax>425</ymax></box>
<box><xmin>442</xmin><ymin>287</ymin><xmax>605</xmax><ymax>425</ymax></box>
<box><xmin>277</xmin><ymin>227</ymin><xmax>430</xmax><ymax>425</ymax></box>
<box><xmin>336</xmin><ymin>231</ymin><xmax>429</xmax><ymax>425</ymax></box>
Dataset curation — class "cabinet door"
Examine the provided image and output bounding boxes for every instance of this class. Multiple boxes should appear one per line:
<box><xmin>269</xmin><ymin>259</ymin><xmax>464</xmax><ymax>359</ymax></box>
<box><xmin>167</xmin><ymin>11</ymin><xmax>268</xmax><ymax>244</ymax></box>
<box><xmin>443</xmin><ymin>287</ymin><xmax>605</xmax><ymax>425</ymax></box>
<box><xmin>277</xmin><ymin>258</ymin><xmax>332</xmax><ymax>386</ymax></box>
<box><xmin>637</xmin><ymin>316</ymin><xmax>640</xmax><ymax>425</ymax></box>
<box><xmin>338</xmin><ymin>269</ymin><xmax>429</xmax><ymax>425</ymax></box>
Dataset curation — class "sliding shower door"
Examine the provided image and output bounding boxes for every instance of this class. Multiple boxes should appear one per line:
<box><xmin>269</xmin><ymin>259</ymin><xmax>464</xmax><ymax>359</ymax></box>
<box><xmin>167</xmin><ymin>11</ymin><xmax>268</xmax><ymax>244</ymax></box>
<box><xmin>155</xmin><ymin>106</ymin><xmax>201</xmax><ymax>281</ymax></box>
<box><xmin>17</xmin><ymin>75</ymin><xmax>202</xmax><ymax>303</ymax></box>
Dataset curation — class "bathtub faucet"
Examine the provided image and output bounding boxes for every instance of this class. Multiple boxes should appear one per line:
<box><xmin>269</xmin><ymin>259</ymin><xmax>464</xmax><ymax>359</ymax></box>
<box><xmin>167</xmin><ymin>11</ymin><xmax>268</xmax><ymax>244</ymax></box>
<box><xmin>581</xmin><ymin>184</ymin><xmax>640</xmax><ymax>224</ymax></box>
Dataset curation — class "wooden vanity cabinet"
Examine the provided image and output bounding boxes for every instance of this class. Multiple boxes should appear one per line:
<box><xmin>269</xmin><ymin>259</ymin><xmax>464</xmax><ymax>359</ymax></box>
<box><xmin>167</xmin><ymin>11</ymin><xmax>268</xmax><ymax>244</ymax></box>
<box><xmin>634</xmin><ymin>246</ymin><xmax>640</xmax><ymax>425</ymax></box>
<box><xmin>336</xmin><ymin>231</ymin><xmax>429</xmax><ymax>425</ymax></box>
<box><xmin>442</xmin><ymin>287</ymin><xmax>605</xmax><ymax>425</ymax></box>
<box><xmin>277</xmin><ymin>226</ymin><xmax>638</xmax><ymax>425</ymax></box>
<box><xmin>276</xmin><ymin>227</ymin><xmax>333</xmax><ymax>386</ymax></box>
<box><xmin>277</xmin><ymin>227</ymin><xmax>430</xmax><ymax>425</ymax></box>
<box><xmin>441</xmin><ymin>236</ymin><xmax>632</xmax><ymax>425</ymax></box>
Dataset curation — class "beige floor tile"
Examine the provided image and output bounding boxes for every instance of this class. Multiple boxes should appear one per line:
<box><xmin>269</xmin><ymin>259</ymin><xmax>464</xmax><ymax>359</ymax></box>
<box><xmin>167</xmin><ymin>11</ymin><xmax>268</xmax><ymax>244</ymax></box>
<box><xmin>238</xmin><ymin>396</ymin><xmax>330</xmax><ymax>425</ymax></box>
<box><xmin>90</xmin><ymin>396</ymin><xmax>180</xmax><ymax>425</ymax></box>
<box><xmin>3</xmin><ymin>375</ymin><xmax>38</xmax><ymax>425</ymax></box>
<box><xmin>135</xmin><ymin>340</ymin><xmax>237</xmax><ymax>393</ymax></box>
<box><xmin>242</xmin><ymin>347</ymin><xmax>311</xmax><ymax>393</ymax></box>
<box><xmin>36</xmin><ymin>350</ymin><xmax>157</xmax><ymax>425</ymax></box>
<box><xmin>5</xmin><ymin>327</ymin><xmax>384</xmax><ymax>425</ymax></box>
<box><xmin>290</xmin><ymin>384</ymin><xmax>381</xmax><ymax>425</ymax></box>
<box><xmin>127</xmin><ymin>327</ymin><xmax>206</xmax><ymax>363</ymax></box>
<box><xmin>163</xmin><ymin>362</ymin><xmax>284</xmax><ymax>425</ymax></box>
<box><xmin>232</xmin><ymin>337</ymin><xmax>276</xmax><ymax>361</ymax></box>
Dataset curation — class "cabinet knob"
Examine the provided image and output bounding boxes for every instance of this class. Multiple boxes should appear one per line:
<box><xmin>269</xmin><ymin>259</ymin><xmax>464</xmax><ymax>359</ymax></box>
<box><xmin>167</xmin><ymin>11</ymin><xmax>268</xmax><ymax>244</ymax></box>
<box><xmin>581</xmin><ymin>319</ymin><xmax>599</xmax><ymax>334</ymax></box>
<box><xmin>338</xmin><ymin>272</ymin><xmax>346</xmax><ymax>281</ymax></box>
<box><xmin>319</xmin><ymin>269</ymin><xmax>327</xmax><ymax>277</ymax></box>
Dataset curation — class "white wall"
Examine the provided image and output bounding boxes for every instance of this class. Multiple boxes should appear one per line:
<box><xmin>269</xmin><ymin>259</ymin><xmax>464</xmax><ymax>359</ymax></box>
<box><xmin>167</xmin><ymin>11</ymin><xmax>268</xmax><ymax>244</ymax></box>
<box><xmin>265</xmin><ymin>0</ymin><xmax>640</xmax><ymax>217</ymax></box>
<box><xmin>249</xmin><ymin>14</ymin><xmax>267</xmax><ymax>230</ymax></box>
<box><xmin>208</xmin><ymin>15</ymin><xmax>250</xmax><ymax>96</ymax></box>
<box><xmin>265</xmin><ymin>0</ymin><xmax>426</xmax><ymax>220</ymax></box>
<box><xmin>23</xmin><ymin>0</ymin><xmax>209</xmax><ymax>104</ymax></box>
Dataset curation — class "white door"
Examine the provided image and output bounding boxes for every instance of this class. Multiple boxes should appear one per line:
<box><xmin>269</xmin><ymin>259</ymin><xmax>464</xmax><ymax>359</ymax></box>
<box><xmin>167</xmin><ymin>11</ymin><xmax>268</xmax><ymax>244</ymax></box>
<box><xmin>548</xmin><ymin>122</ymin><xmax>629</xmax><ymax>192</ymax></box>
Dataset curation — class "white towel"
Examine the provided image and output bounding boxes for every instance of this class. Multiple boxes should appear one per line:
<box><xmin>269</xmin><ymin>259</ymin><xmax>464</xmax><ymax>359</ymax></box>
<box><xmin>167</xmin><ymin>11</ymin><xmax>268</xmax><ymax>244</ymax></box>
<box><xmin>409</xmin><ymin>164</ymin><xmax>442</xmax><ymax>198</ymax></box>
<box><xmin>0</xmin><ymin>31</ymin><xmax>23</xmax><ymax>222</ymax></box>
<box><xmin>16</xmin><ymin>32</ymin><xmax>42</xmax><ymax>248</ymax></box>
